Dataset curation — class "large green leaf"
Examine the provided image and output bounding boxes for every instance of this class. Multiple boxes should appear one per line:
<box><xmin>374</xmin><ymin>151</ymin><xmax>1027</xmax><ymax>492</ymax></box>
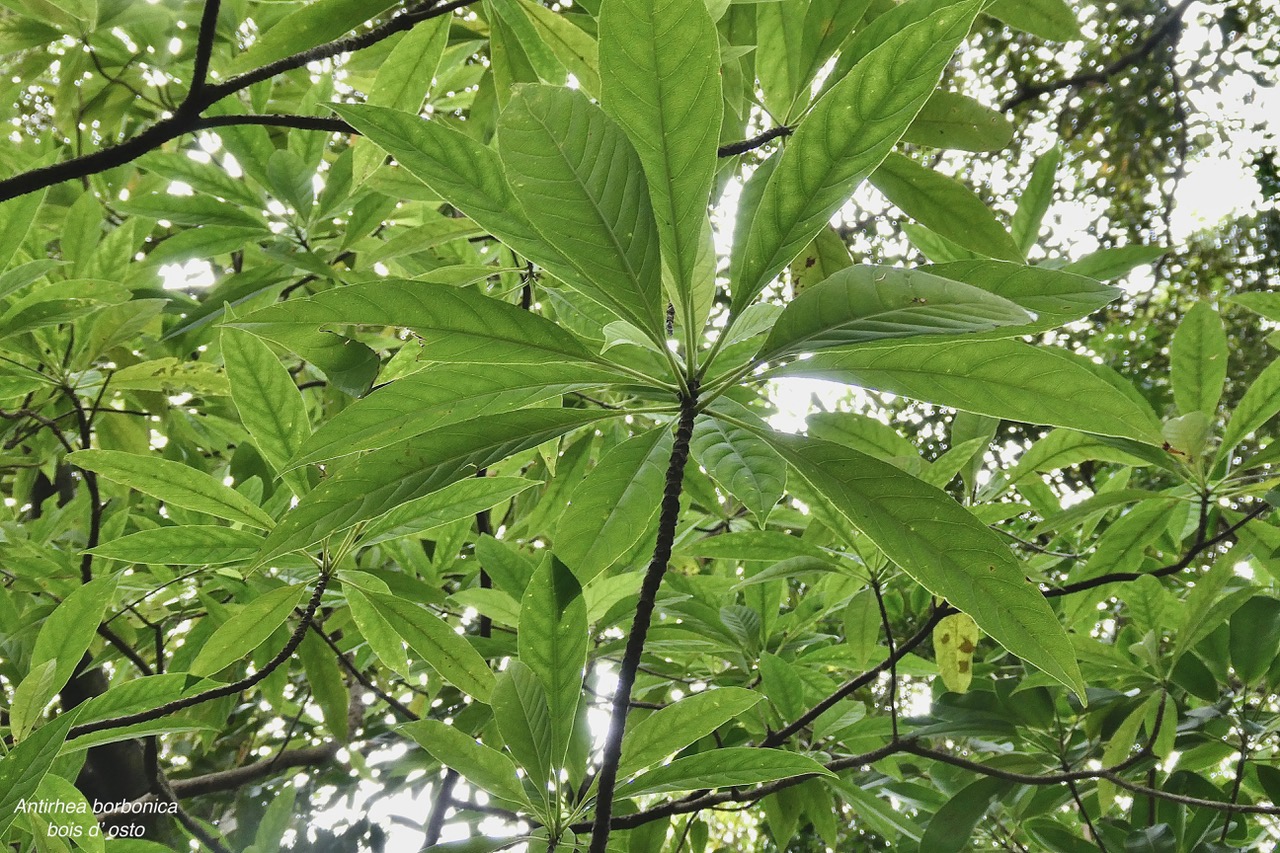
<box><xmin>761</xmin><ymin>432</ymin><xmax>1085</xmax><ymax>696</ymax></box>
<box><xmin>756</xmin><ymin>0</ymin><xmax>874</xmax><ymax>122</ymax></box>
<box><xmin>757</xmin><ymin>265</ymin><xmax>1033</xmax><ymax>360</ymax></box>
<box><xmin>401</xmin><ymin>720</ymin><xmax>531</xmax><ymax>808</ymax></box>
<box><xmin>231</xmin><ymin>0</ymin><xmax>396</xmax><ymax>72</ymax></box>
<box><xmin>89</xmin><ymin>525</ymin><xmax>264</xmax><ymax>565</ymax></box>
<box><xmin>191</xmin><ymin>584</ymin><xmax>308</xmax><ymax>677</ymax></box>
<box><xmin>290</xmin><ymin>362</ymin><xmax>620</xmax><ymax>469</ymax></box>
<box><xmin>68</xmin><ymin>450</ymin><xmax>276</xmax><ymax>529</ymax></box>
<box><xmin>903</xmin><ymin>91</ymin><xmax>1014</xmax><ymax>152</ymax></box>
<box><xmin>617</xmin><ymin>688</ymin><xmax>763</xmax><ymax>779</ymax></box>
<box><xmin>491</xmin><ymin>661</ymin><xmax>556</xmax><ymax>787</ymax></box>
<box><xmin>869</xmin><ymin>153</ymin><xmax>1022</xmax><ymax>261</ymax></box>
<box><xmin>498</xmin><ymin>85</ymin><xmax>665</xmax><ymax>339</ymax></box>
<box><xmin>517</xmin><ymin>0</ymin><xmax>601</xmax><ymax>98</ymax></box>
<box><xmin>600</xmin><ymin>0</ymin><xmax>721</xmax><ymax>306</ymax></box>
<box><xmin>774</xmin><ymin>339</ymin><xmax>1165</xmax><ymax>445</ymax></box>
<box><xmin>1221</xmin><ymin>356</ymin><xmax>1280</xmax><ymax>453</ymax></box>
<box><xmin>0</xmin><ymin>709</ymin><xmax>80</xmax><ymax>836</ymax></box>
<box><xmin>364</xmin><ymin>590</ymin><xmax>495</xmax><ymax>702</ymax></box>
<box><xmin>692</xmin><ymin>410</ymin><xmax>787</xmax><ymax>522</ymax></box>
<box><xmin>10</xmin><ymin>576</ymin><xmax>116</xmax><ymax>739</ymax></box>
<box><xmin>924</xmin><ymin>260</ymin><xmax>1121</xmax><ymax>336</ymax></box>
<box><xmin>985</xmin><ymin>0</ymin><xmax>1081</xmax><ymax>41</ymax></box>
<box><xmin>1169</xmin><ymin>302</ymin><xmax>1228</xmax><ymax>417</ymax></box>
<box><xmin>360</xmin><ymin>477</ymin><xmax>541</xmax><ymax>546</ymax></box>
<box><xmin>1229</xmin><ymin>596</ymin><xmax>1280</xmax><ymax>685</ymax></box>
<box><xmin>728</xmin><ymin>0</ymin><xmax>982</xmax><ymax>313</ymax></box>
<box><xmin>620</xmin><ymin>747</ymin><xmax>833</xmax><ymax>798</ymax></box>
<box><xmin>233</xmin><ymin>281</ymin><xmax>597</xmax><ymax>367</ymax></box>
<box><xmin>519</xmin><ymin>558</ymin><xmax>588</xmax><ymax>766</ymax></box>
<box><xmin>255</xmin><ymin>408</ymin><xmax>613</xmax><ymax>565</ymax></box>
<box><xmin>555</xmin><ymin>426</ymin><xmax>673</xmax><ymax>583</ymax></box>
<box><xmin>331</xmin><ymin>103</ymin><xmax>599</xmax><ymax>301</ymax></box>
<box><xmin>222</xmin><ymin>327</ymin><xmax>310</xmax><ymax>489</ymax></box>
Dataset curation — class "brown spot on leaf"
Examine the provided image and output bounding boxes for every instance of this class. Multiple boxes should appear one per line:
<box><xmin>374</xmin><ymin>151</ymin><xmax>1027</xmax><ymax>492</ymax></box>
<box><xmin>959</xmin><ymin>639</ymin><xmax>975</xmax><ymax>654</ymax></box>
<box><xmin>957</xmin><ymin>661</ymin><xmax>970</xmax><ymax>673</ymax></box>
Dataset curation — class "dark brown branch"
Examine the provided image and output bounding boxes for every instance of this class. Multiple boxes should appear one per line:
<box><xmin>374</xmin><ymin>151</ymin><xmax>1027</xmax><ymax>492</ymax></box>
<box><xmin>424</xmin><ymin>768</ymin><xmax>460</xmax><ymax>846</ymax></box>
<box><xmin>169</xmin><ymin>743</ymin><xmax>340</xmax><ymax>798</ymax></box>
<box><xmin>1045</xmin><ymin>503</ymin><xmax>1266</xmax><ymax>598</ymax></box>
<box><xmin>760</xmin><ymin>607</ymin><xmax>946</xmax><ymax>748</ymax></box>
<box><xmin>189</xmin><ymin>0</ymin><xmax>223</xmax><ymax>100</ymax></box>
<box><xmin>69</xmin><ymin>572</ymin><xmax>330</xmax><ymax>738</ymax></box>
<box><xmin>194</xmin><ymin>114</ymin><xmax>355</xmax><ymax>134</ymax></box>
<box><xmin>717</xmin><ymin>126</ymin><xmax>792</xmax><ymax>158</ymax></box>
<box><xmin>1002</xmin><ymin>0</ymin><xmax>1194</xmax><ymax>111</ymax></box>
<box><xmin>588</xmin><ymin>380</ymin><xmax>700</xmax><ymax>853</ymax></box>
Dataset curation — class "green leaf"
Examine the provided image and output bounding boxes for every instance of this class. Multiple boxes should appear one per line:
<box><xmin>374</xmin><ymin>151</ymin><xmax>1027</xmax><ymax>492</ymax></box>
<box><xmin>617</xmin><ymin>688</ymin><xmax>763</xmax><ymax>778</ymax></box>
<box><xmin>498</xmin><ymin>85</ymin><xmax>665</xmax><ymax>339</ymax></box>
<box><xmin>360</xmin><ymin>477</ymin><xmax>541</xmax><ymax>546</ymax></box>
<box><xmin>352</xmin><ymin>21</ymin><xmax>450</xmax><ymax>183</ymax></box>
<box><xmin>519</xmin><ymin>558</ymin><xmax>588</xmax><ymax>766</ymax></box>
<box><xmin>234</xmin><ymin>280</ymin><xmax>597</xmax><ymax>368</ymax></box>
<box><xmin>1231</xmin><ymin>291</ymin><xmax>1280</xmax><ymax>322</ymax></box>
<box><xmin>1221</xmin><ymin>356</ymin><xmax>1280</xmax><ymax>453</ymax></box>
<box><xmin>89</xmin><ymin>525</ymin><xmax>264</xmax><ymax>565</ymax></box>
<box><xmin>677</xmin><ymin>529</ymin><xmax>828</xmax><ymax>562</ymax></box>
<box><xmin>774</xmin><ymin>339</ymin><xmax>1165</xmax><ymax>446</ymax></box>
<box><xmin>0</xmin><ymin>708</ymin><xmax>80</xmax><ymax>836</ymax></box>
<box><xmin>556</xmin><ymin>426</ymin><xmax>673</xmax><ymax>583</ymax></box>
<box><xmin>330</xmin><ymin>104</ymin><xmax>609</xmax><ymax>308</ymax></box>
<box><xmin>342</xmin><ymin>582</ymin><xmax>410</xmax><ymax>678</ymax></box>
<box><xmin>1063</xmin><ymin>244</ymin><xmax>1166</xmax><ymax>281</ymax></box>
<box><xmin>491</xmin><ymin>660</ymin><xmax>555</xmax><ymax>785</ymax></box>
<box><xmin>870</xmin><ymin>153</ymin><xmax>1022</xmax><ymax>261</ymax></box>
<box><xmin>1011</xmin><ymin>145</ymin><xmax>1061</xmax><ymax>254</ymax></box>
<box><xmin>401</xmin><ymin>719</ymin><xmax>531</xmax><ymax>808</ymax></box>
<box><xmin>68</xmin><ymin>449</ymin><xmax>276</xmax><ymax>529</ymax></box>
<box><xmin>517</xmin><ymin>0</ymin><xmax>601</xmax><ymax>98</ymax></box>
<box><xmin>903</xmin><ymin>90</ymin><xmax>1014</xmax><ymax>152</ymax></box>
<box><xmin>191</xmin><ymin>584</ymin><xmax>307</xmax><ymax>677</ymax></box>
<box><xmin>757</xmin><ymin>265</ymin><xmax>1033</xmax><ymax>360</ymax></box>
<box><xmin>1229</xmin><ymin>596</ymin><xmax>1280</xmax><ymax>685</ymax></box>
<box><xmin>290</xmin><ymin>362</ymin><xmax>620</xmax><ymax>469</ymax></box>
<box><xmin>728</xmin><ymin>0</ymin><xmax>982</xmax><ymax>312</ymax></box>
<box><xmin>231</xmin><ymin>0</ymin><xmax>396</xmax><ymax>72</ymax></box>
<box><xmin>985</xmin><ymin>0</ymin><xmax>1081</xmax><ymax>41</ymax></box>
<box><xmin>0</xmin><ymin>188</ymin><xmax>44</xmax><ymax>269</ymax></box>
<box><xmin>621</xmin><ymin>747</ymin><xmax>833</xmax><ymax>798</ymax></box>
<box><xmin>11</xmin><ymin>577</ymin><xmax>116</xmax><ymax>738</ymax></box>
<box><xmin>807</xmin><ymin>410</ymin><xmax>921</xmax><ymax>463</ymax></box>
<box><xmin>692</xmin><ymin>412</ymin><xmax>786</xmax><ymax>522</ymax></box>
<box><xmin>760</xmin><ymin>432</ymin><xmax>1085</xmax><ymax>697</ymax></box>
<box><xmin>115</xmin><ymin>193</ymin><xmax>267</xmax><ymax>230</ymax></box>
<box><xmin>222</xmin><ymin>327</ymin><xmax>310</xmax><ymax>485</ymax></box>
<box><xmin>1170</xmin><ymin>302</ymin><xmax>1228</xmax><ymax>417</ymax></box>
<box><xmin>600</xmin><ymin>0</ymin><xmax>721</xmax><ymax>300</ymax></box>
<box><xmin>363</xmin><ymin>590</ymin><xmax>495</xmax><ymax>702</ymax></box>
<box><xmin>256</xmin><ymin>408</ymin><xmax>612</xmax><ymax>565</ymax></box>
<box><xmin>925</xmin><ymin>260</ymin><xmax>1121</xmax><ymax>336</ymax></box>
<box><xmin>297</xmin><ymin>631</ymin><xmax>350</xmax><ymax>743</ymax></box>
<box><xmin>918</xmin><ymin>777</ymin><xmax>1012</xmax><ymax>853</ymax></box>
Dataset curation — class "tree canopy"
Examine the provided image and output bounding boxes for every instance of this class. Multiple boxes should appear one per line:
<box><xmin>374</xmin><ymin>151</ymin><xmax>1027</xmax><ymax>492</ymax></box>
<box><xmin>1</xmin><ymin>0</ymin><xmax>1279</xmax><ymax>851</ymax></box>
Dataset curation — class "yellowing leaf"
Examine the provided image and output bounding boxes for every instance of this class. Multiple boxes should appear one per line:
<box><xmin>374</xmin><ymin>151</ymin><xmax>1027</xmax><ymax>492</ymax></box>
<box><xmin>932</xmin><ymin>613</ymin><xmax>979</xmax><ymax>693</ymax></box>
